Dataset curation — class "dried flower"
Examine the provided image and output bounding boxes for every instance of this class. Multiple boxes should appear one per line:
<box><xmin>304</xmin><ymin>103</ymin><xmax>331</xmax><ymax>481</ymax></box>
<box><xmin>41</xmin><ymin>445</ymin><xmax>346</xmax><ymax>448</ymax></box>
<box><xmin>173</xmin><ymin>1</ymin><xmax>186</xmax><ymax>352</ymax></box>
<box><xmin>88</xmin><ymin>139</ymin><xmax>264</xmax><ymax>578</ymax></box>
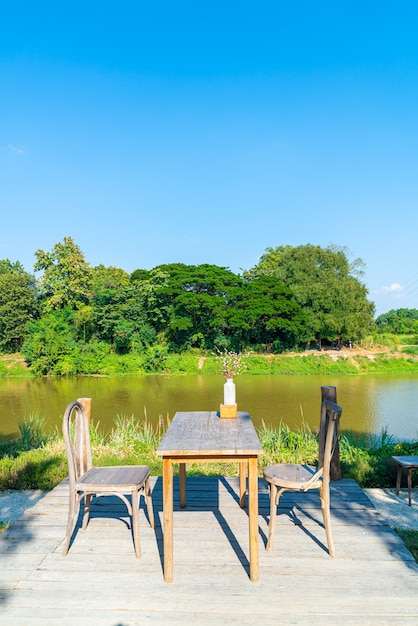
<box><xmin>215</xmin><ymin>349</ymin><xmax>252</xmax><ymax>379</ymax></box>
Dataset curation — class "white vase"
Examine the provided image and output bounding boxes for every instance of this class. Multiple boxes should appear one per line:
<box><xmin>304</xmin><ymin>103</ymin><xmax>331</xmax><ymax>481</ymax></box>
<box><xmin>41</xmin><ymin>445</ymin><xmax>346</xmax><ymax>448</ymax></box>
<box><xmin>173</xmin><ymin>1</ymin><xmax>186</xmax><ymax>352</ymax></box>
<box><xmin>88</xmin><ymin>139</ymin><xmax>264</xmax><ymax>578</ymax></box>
<box><xmin>223</xmin><ymin>378</ymin><xmax>236</xmax><ymax>406</ymax></box>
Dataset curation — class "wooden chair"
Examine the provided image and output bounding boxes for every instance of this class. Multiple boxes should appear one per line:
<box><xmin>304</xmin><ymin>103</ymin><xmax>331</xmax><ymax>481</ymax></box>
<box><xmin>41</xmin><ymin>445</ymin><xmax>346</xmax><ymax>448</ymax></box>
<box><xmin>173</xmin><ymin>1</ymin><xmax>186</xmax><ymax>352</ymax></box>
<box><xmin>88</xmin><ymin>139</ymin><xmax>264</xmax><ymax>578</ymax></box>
<box><xmin>263</xmin><ymin>399</ymin><xmax>342</xmax><ymax>556</ymax></box>
<box><xmin>62</xmin><ymin>400</ymin><xmax>154</xmax><ymax>557</ymax></box>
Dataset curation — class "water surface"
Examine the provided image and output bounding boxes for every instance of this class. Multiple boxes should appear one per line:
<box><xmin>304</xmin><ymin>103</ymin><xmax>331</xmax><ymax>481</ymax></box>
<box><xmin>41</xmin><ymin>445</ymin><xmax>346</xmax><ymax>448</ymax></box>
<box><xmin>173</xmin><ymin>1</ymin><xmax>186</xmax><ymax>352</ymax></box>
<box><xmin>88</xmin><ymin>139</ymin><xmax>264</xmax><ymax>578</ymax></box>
<box><xmin>0</xmin><ymin>374</ymin><xmax>417</xmax><ymax>440</ymax></box>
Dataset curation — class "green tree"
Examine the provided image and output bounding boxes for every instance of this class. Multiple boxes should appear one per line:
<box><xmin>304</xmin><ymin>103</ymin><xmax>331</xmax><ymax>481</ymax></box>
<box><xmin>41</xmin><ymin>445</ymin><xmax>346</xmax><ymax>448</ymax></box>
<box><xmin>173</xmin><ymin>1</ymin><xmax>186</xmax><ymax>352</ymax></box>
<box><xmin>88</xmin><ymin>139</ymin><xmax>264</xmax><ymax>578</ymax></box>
<box><xmin>227</xmin><ymin>276</ymin><xmax>307</xmax><ymax>351</ymax></box>
<box><xmin>245</xmin><ymin>244</ymin><xmax>375</xmax><ymax>347</ymax></box>
<box><xmin>34</xmin><ymin>237</ymin><xmax>93</xmax><ymax>311</ymax></box>
<box><xmin>0</xmin><ymin>260</ymin><xmax>39</xmax><ymax>353</ymax></box>
<box><xmin>137</xmin><ymin>263</ymin><xmax>243</xmax><ymax>351</ymax></box>
<box><xmin>91</xmin><ymin>265</ymin><xmax>155</xmax><ymax>353</ymax></box>
<box><xmin>375</xmin><ymin>308</ymin><xmax>418</xmax><ymax>334</ymax></box>
<box><xmin>22</xmin><ymin>308</ymin><xmax>77</xmax><ymax>374</ymax></box>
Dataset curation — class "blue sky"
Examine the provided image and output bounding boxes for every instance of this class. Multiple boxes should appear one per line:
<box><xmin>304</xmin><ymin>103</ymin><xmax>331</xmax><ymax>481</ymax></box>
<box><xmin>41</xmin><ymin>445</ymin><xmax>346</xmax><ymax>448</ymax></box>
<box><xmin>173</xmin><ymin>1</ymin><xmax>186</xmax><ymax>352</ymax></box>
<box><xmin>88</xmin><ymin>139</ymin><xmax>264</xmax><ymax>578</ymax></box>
<box><xmin>1</xmin><ymin>1</ymin><xmax>418</xmax><ymax>316</ymax></box>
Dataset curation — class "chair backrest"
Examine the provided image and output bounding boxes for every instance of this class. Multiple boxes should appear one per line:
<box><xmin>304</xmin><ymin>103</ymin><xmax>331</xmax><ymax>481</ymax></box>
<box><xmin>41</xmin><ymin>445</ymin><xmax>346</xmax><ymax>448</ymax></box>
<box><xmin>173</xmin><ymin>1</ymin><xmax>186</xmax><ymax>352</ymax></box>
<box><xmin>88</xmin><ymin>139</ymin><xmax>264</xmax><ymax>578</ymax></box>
<box><xmin>63</xmin><ymin>401</ymin><xmax>92</xmax><ymax>489</ymax></box>
<box><xmin>319</xmin><ymin>400</ymin><xmax>343</xmax><ymax>483</ymax></box>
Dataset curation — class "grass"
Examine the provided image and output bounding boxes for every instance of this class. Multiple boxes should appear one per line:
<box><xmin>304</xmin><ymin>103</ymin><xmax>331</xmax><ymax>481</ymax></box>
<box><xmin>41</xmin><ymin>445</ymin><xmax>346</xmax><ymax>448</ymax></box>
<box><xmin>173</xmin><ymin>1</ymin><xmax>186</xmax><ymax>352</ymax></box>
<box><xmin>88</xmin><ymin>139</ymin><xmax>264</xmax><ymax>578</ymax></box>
<box><xmin>19</xmin><ymin>413</ymin><xmax>50</xmax><ymax>449</ymax></box>
<box><xmin>1</xmin><ymin>412</ymin><xmax>417</xmax><ymax>489</ymax></box>
<box><xmin>395</xmin><ymin>529</ymin><xmax>418</xmax><ymax>562</ymax></box>
<box><xmin>3</xmin><ymin>339</ymin><xmax>418</xmax><ymax>377</ymax></box>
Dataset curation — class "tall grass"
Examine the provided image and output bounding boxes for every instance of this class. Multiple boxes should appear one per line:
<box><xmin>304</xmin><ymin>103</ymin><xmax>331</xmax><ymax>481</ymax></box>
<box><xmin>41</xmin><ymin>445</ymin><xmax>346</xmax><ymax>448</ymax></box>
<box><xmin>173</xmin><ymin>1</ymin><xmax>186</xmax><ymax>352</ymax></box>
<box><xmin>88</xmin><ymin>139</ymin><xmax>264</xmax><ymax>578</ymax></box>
<box><xmin>395</xmin><ymin>529</ymin><xmax>418</xmax><ymax>562</ymax></box>
<box><xmin>18</xmin><ymin>413</ymin><xmax>49</xmax><ymax>450</ymax></box>
<box><xmin>1</xmin><ymin>410</ymin><xmax>418</xmax><ymax>491</ymax></box>
<box><xmin>258</xmin><ymin>419</ymin><xmax>319</xmax><ymax>466</ymax></box>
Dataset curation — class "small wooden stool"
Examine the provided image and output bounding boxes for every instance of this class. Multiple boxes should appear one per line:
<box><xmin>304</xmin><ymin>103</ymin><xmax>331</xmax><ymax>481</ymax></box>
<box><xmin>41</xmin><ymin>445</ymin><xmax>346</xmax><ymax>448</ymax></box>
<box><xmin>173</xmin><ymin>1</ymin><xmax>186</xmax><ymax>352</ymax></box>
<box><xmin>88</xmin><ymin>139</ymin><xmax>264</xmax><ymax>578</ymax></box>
<box><xmin>392</xmin><ymin>456</ymin><xmax>418</xmax><ymax>506</ymax></box>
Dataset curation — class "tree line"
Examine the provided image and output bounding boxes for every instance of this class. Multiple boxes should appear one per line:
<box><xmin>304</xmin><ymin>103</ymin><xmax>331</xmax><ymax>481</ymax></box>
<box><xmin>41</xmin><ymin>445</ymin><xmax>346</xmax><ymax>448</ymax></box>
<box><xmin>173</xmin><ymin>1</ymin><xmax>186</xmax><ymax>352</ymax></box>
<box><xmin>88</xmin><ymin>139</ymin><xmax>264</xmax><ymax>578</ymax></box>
<box><xmin>0</xmin><ymin>236</ymin><xmax>414</xmax><ymax>375</ymax></box>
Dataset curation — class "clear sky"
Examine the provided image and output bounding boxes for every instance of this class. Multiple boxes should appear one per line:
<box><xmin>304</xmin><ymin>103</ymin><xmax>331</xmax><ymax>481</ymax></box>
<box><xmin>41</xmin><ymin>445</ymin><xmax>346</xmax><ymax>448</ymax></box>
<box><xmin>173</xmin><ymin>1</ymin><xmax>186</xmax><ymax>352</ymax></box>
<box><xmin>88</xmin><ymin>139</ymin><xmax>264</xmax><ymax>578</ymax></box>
<box><xmin>1</xmin><ymin>1</ymin><xmax>418</xmax><ymax>317</ymax></box>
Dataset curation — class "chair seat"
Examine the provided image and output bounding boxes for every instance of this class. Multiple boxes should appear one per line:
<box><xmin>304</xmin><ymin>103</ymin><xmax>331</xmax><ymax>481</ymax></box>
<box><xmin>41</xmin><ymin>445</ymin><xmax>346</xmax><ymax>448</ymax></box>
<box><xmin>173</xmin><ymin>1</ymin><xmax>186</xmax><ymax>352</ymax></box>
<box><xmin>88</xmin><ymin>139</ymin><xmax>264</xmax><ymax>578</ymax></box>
<box><xmin>76</xmin><ymin>465</ymin><xmax>150</xmax><ymax>492</ymax></box>
<box><xmin>264</xmin><ymin>463</ymin><xmax>321</xmax><ymax>489</ymax></box>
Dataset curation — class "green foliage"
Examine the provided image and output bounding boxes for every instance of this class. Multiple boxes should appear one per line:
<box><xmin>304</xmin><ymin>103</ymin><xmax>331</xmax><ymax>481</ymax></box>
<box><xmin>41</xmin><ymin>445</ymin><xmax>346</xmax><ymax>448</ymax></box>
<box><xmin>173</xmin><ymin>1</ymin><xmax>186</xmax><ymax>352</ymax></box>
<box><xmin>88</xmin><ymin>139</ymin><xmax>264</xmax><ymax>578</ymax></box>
<box><xmin>22</xmin><ymin>308</ymin><xmax>78</xmax><ymax>375</ymax></box>
<box><xmin>19</xmin><ymin>414</ymin><xmax>50</xmax><ymax>449</ymax></box>
<box><xmin>401</xmin><ymin>346</ymin><xmax>418</xmax><ymax>356</ymax></box>
<box><xmin>0</xmin><ymin>448</ymin><xmax>68</xmax><ymax>490</ymax></box>
<box><xmin>147</xmin><ymin>263</ymin><xmax>245</xmax><ymax>351</ymax></box>
<box><xmin>107</xmin><ymin>414</ymin><xmax>162</xmax><ymax>456</ymax></box>
<box><xmin>375</xmin><ymin>308</ymin><xmax>418</xmax><ymax>334</ymax></box>
<box><xmin>258</xmin><ymin>421</ymin><xmax>318</xmax><ymax>466</ymax></box>
<box><xmin>141</xmin><ymin>345</ymin><xmax>168</xmax><ymax>372</ymax></box>
<box><xmin>395</xmin><ymin>529</ymin><xmax>418</xmax><ymax>562</ymax></box>
<box><xmin>88</xmin><ymin>420</ymin><xmax>107</xmax><ymax>447</ymax></box>
<box><xmin>339</xmin><ymin>430</ymin><xmax>418</xmax><ymax>487</ymax></box>
<box><xmin>163</xmin><ymin>353</ymin><xmax>201</xmax><ymax>373</ymax></box>
<box><xmin>400</xmin><ymin>334</ymin><xmax>418</xmax><ymax>346</ymax></box>
<box><xmin>270</xmin><ymin>354</ymin><xmax>359</xmax><ymax>375</ymax></box>
<box><xmin>355</xmin><ymin>355</ymin><xmax>418</xmax><ymax>374</ymax></box>
<box><xmin>245</xmin><ymin>355</ymin><xmax>273</xmax><ymax>373</ymax></box>
<box><xmin>225</xmin><ymin>276</ymin><xmax>307</xmax><ymax>350</ymax></box>
<box><xmin>34</xmin><ymin>236</ymin><xmax>93</xmax><ymax>312</ymax></box>
<box><xmin>200</xmin><ymin>355</ymin><xmax>222</xmax><ymax>374</ymax></box>
<box><xmin>0</xmin><ymin>259</ymin><xmax>27</xmax><ymax>275</ymax></box>
<box><xmin>339</xmin><ymin>433</ymin><xmax>378</xmax><ymax>485</ymax></box>
<box><xmin>366</xmin><ymin>332</ymin><xmax>400</xmax><ymax>348</ymax></box>
<box><xmin>1</xmin><ymin>411</ymin><xmax>418</xmax><ymax>492</ymax></box>
<box><xmin>245</xmin><ymin>244</ymin><xmax>375</xmax><ymax>347</ymax></box>
<box><xmin>1</xmin><ymin>238</ymin><xmax>413</xmax><ymax>376</ymax></box>
<box><xmin>91</xmin><ymin>269</ymin><xmax>153</xmax><ymax>353</ymax></box>
<box><xmin>0</xmin><ymin>358</ymin><xmax>32</xmax><ymax>377</ymax></box>
<box><xmin>0</xmin><ymin>262</ymin><xmax>39</xmax><ymax>353</ymax></box>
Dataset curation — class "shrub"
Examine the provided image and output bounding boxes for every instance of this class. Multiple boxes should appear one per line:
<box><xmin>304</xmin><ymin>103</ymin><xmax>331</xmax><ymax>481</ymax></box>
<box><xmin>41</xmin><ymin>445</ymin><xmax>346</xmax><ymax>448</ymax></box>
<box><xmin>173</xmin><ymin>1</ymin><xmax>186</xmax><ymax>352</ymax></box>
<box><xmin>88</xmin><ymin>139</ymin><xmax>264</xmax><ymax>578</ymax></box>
<box><xmin>19</xmin><ymin>414</ymin><xmax>50</xmax><ymax>450</ymax></box>
<box><xmin>164</xmin><ymin>353</ymin><xmax>200</xmax><ymax>373</ymax></box>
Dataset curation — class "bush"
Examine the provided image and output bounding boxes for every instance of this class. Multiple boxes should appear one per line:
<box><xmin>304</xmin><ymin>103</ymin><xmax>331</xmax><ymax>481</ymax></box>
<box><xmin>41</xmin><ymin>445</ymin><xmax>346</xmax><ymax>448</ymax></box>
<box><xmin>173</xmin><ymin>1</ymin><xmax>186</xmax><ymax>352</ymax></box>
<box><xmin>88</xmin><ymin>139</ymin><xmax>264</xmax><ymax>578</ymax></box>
<box><xmin>1</xmin><ymin>412</ymin><xmax>418</xmax><ymax>492</ymax></box>
<box><xmin>401</xmin><ymin>346</ymin><xmax>418</xmax><ymax>356</ymax></box>
<box><xmin>270</xmin><ymin>354</ymin><xmax>358</xmax><ymax>375</ymax></box>
<box><xmin>19</xmin><ymin>414</ymin><xmax>50</xmax><ymax>450</ymax></box>
<box><xmin>164</xmin><ymin>353</ymin><xmax>200</xmax><ymax>373</ymax></box>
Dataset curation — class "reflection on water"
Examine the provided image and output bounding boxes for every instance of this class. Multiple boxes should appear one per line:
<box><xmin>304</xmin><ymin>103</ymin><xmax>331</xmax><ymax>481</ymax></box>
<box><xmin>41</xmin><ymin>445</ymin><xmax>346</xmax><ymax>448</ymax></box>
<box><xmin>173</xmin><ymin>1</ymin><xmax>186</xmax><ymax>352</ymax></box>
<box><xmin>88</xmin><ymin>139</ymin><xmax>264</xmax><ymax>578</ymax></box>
<box><xmin>0</xmin><ymin>373</ymin><xmax>417</xmax><ymax>440</ymax></box>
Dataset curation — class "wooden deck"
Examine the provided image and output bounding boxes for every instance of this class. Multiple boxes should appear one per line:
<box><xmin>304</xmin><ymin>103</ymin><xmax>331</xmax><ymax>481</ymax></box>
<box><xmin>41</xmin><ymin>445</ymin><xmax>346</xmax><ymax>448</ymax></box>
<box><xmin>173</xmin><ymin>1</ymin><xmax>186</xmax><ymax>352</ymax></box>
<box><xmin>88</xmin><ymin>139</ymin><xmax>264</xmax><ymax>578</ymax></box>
<box><xmin>1</xmin><ymin>477</ymin><xmax>418</xmax><ymax>625</ymax></box>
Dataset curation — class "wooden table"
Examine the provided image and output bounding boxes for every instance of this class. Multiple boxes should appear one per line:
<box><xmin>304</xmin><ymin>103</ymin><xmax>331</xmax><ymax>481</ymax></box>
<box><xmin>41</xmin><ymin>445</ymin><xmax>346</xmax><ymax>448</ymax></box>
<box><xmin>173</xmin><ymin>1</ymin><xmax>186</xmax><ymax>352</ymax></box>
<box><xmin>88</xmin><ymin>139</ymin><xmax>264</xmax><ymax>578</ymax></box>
<box><xmin>156</xmin><ymin>410</ymin><xmax>263</xmax><ymax>582</ymax></box>
<box><xmin>393</xmin><ymin>455</ymin><xmax>418</xmax><ymax>506</ymax></box>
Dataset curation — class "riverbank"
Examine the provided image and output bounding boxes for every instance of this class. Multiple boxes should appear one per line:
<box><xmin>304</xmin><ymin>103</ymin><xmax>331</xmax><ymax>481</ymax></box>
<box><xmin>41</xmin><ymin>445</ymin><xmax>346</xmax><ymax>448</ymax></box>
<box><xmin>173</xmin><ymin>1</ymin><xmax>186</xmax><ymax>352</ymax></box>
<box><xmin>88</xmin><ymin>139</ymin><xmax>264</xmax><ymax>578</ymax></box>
<box><xmin>2</xmin><ymin>345</ymin><xmax>418</xmax><ymax>378</ymax></box>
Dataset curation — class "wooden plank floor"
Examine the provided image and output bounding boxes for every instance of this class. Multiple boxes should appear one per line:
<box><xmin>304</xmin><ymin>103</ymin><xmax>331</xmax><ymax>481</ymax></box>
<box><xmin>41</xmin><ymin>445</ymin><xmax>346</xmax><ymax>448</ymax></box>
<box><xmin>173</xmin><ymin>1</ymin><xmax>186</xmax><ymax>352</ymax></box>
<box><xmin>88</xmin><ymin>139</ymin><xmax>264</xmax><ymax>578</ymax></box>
<box><xmin>1</xmin><ymin>477</ymin><xmax>418</xmax><ymax>625</ymax></box>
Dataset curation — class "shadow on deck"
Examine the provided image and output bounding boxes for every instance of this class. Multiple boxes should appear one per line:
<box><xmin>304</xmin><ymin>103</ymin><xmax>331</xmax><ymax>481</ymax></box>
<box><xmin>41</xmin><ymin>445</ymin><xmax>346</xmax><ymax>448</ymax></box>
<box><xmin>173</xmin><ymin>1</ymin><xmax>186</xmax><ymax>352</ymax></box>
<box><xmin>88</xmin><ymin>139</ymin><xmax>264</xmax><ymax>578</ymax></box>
<box><xmin>1</xmin><ymin>477</ymin><xmax>418</xmax><ymax>625</ymax></box>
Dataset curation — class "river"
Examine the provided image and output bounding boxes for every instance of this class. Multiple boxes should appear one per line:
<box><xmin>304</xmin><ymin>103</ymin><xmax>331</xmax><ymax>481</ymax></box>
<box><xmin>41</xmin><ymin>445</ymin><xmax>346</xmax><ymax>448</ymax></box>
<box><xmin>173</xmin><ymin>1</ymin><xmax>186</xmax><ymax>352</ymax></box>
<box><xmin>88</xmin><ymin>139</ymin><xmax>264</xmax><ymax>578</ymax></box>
<box><xmin>0</xmin><ymin>373</ymin><xmax>417</xmax><ymax>441</ymax></box>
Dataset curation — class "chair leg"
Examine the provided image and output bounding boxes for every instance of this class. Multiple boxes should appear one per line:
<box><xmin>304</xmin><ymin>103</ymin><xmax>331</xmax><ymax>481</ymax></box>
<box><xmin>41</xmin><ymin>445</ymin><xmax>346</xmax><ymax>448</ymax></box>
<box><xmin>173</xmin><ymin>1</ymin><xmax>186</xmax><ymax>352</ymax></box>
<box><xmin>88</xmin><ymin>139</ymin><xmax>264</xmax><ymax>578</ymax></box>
<box><xmin>266</xmin><ymin>483</ymin><xmax>278</xmax><ymax>551</ymax></box>
<box><xmin>82</xmin><ymin>494</ymin><xmax>92</xmax><ymax>530</ymax></box>
<box><xmin>320</xmin><ymin>483</ymin><xmax>335</xmax><ymax>557</ymax></box>
<box><xmin>62</xmin><ymin>491</ymin><xmax>80</xmax><ymax>556</ymax></box>
<box><xmin>144</xmin><ymin>477</ymin><xmax>155</xmax><ymax>528</ymax></box>
<box><xmin>132</xmin><ymin>490</ymin><xmax>141</xmax><ymax>558</ymax></box>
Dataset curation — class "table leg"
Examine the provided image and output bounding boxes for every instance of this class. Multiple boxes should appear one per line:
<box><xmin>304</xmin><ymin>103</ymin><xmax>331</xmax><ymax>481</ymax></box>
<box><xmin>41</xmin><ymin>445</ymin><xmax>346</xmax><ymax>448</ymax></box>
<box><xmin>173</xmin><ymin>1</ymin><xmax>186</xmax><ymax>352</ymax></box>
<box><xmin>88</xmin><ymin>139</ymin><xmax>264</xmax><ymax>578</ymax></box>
<box><xmin>248</xmin><ymin>456</ymin><xmax>259</xmax><ymax>582</ymax></box>
<box><xmin>395</xmin><ymin>463</ymin><xmax>402</xmax><ymax>495</ymax></box>
<box><xmin>162</xmin><ymin>457</ymin><xmax>174</xmax><ymax>582</ymax></box>
<box><xmin>407</xmin><ymin>468</ymin><xmax>412</xmax><ymax>506</ymax></box>
<box><xmin>180</xmin><ymin>462</ymin><xmax>186</xmax><ymax>508</ymax></box>
<box><xmin>239</xmin><ymin>461</ymin><xmax>246</xmax><ymax>508</ymax></box>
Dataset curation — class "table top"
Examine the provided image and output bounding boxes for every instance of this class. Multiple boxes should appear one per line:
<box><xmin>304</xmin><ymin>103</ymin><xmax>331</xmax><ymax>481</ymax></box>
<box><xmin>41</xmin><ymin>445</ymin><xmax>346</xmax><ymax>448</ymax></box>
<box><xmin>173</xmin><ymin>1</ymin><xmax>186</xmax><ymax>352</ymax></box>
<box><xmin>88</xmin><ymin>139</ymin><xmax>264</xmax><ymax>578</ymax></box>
<box><xmin>156</xmin><ymin>411</ymin><xmax>263</xmax><ymax>457</ymax></box>
<box><xmin>392</xmin><ymin>455</ymin><xmax>418</xmax><ymax>467</ymax></box>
